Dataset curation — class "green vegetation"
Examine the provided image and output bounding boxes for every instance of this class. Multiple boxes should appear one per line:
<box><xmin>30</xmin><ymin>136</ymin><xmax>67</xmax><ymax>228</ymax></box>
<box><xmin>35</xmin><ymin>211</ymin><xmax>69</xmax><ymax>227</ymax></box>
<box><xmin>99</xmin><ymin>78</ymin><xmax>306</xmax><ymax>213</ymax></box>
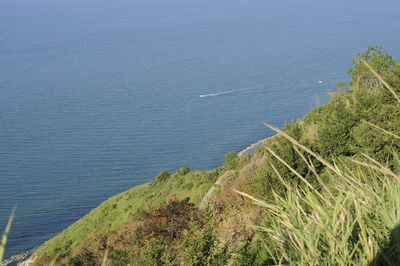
<box><xmin>336</xmin><ymin>81</ymin><xmax>347</xmax><ymax>92</ymax></box>
<box><xmin>155</xmin><ymin>170</ymin><xmax>172</xmax><ymax>181</ymax></box>
<box><xmin>37</xmin><ymin>168</ymin><xmax>223</xmax><ymax>258</ymax></box>
<box><xmin>139</xmin><ymin>238</ymin><xmax>172</xmax><ymax>265</ymax></box>
<box><xmin>177</xmin><ymin>166</ymin><xmax>191</xmax><ymax>176</ymax></box>
<box><xmin>238</xmin><ymin>133</ymin><xmax>400</xmax><ymax>264</ymax></box>
<box><xmin>180</xmin><ymin>209</ymin><xmax>228</xmax><ymax>266</ymax></box>
<box><xmin>222</xmin><ymin>152</ymin><xmax>239</xmax><ymax>170</ymax></box>
<box><xmin>240</xmin><ymin>46</ymin><xmax>400</xmax><ymax>264</ymax></box>
<box><xmin>31</xmin><ymin>46</ymin><xmax>400</xmax><ymax>265</ymax></box>
<box><xmin>248</xmin><ymin>46</ymin><xmax>400</xmax><ymax>201</ymax></box>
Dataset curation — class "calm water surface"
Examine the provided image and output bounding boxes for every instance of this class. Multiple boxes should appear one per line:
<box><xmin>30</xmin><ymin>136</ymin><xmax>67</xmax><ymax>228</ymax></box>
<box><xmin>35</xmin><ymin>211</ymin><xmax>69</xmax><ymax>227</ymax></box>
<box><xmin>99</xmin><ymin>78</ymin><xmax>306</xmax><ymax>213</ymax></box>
<box><xmin>1</xmin><ymin>0</ymin><xmax>399</xmax><ymax>258</ymax></box>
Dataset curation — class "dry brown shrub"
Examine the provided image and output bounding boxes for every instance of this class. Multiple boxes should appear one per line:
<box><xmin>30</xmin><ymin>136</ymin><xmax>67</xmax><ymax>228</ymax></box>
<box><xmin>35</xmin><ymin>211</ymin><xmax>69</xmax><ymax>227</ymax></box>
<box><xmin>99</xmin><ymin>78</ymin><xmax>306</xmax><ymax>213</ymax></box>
<box><xmin>134</xmin><ymin>198</ymin><xmax>200</xmax><ymax>242</ymax></box>
<box><xmin>69</xmin><ymin>234</ymin><xmax>108</xmax><ymax>266</ymax></box>
<box><xmin>57</xmin><ymin>199</ymin><xmax>201</xmax><ymax>265</ymax></box>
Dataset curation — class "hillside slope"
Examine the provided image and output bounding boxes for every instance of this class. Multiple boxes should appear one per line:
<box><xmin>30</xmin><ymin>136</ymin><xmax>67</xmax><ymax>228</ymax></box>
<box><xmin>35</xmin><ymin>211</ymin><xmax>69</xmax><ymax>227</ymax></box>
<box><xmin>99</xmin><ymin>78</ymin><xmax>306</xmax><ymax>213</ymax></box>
<box><xmin>33</xmin><ymin>46</ymin><xmax>400</xmax><ymax>265</ymax></box>
<box><xmin>36</xmin><ymin>168</ymin><xmax>224</xmax><ymax>260</ymax></box>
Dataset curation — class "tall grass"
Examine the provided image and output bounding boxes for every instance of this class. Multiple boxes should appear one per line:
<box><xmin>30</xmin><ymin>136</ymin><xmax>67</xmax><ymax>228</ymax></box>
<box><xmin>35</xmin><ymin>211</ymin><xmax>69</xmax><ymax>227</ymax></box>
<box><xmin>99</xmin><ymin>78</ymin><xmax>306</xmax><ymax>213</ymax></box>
<box><xmin>0</xmin><ymin>207</ymin><xmax>15</xmax><ymax>262</ymax></box>
<box><xmin>236</xmin><ymin>127</ymin><xmax>400</xmax><ymax>264</ymax></box>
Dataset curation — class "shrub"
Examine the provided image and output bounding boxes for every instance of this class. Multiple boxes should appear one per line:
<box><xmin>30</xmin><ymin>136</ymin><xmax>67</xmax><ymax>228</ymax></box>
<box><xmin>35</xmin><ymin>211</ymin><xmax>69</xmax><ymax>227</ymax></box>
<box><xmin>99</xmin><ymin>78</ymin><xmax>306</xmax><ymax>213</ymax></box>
<box><xmin>177</xmin><ymin>166</ymin><xmax>191</xmax><ymax>176</ymax></box>
<box><xmin>179</xmin><ymin>208</ymin><xmax>228</xmax><ymax>266</ymax></box>
<box><xmin>222</xmin><ymin>152</ymin><xmax>239</xmax><ymax>170</ymax></box>
<box><xmin>111</xmin><ymin>250</ymin><xmax>129</xmax><ymax>265</ymax></box>
<box><xmin>139</xmin><ymin>238</ymin><xmax>174</xmax><ymax>265</ymax></box>
<box><xmin>336</xmin><ymin>82</ymin><xmax>347</xmax><ymax>92</ymax></box>
<box><xmin>155</xmin><ymin>170</ymin><xmax>171</xmax><ymax>181</ymax></box>
<box><xmin>347</xmin><ymin>45</ymin><xmax>395</xmax><ymax>90</ymax></box>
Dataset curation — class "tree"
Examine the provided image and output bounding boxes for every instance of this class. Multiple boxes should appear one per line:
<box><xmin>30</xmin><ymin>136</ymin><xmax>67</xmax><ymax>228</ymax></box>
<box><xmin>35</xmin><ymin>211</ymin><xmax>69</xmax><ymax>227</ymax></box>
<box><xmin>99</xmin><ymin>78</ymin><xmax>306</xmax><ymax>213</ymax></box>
<box><xmin>347</xmin><ymin>46</ymin><xmax>395</xmax><ymax>90</ymax></box>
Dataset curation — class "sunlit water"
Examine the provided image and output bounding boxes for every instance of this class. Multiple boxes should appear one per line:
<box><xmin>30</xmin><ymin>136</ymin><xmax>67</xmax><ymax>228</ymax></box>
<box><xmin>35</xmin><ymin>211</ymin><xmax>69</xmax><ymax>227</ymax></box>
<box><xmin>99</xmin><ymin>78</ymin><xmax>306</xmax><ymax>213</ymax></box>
<box><xmin>1</xmin><ymin>0</ymin><xmax>399</xmax><ymax>258</ymax></box>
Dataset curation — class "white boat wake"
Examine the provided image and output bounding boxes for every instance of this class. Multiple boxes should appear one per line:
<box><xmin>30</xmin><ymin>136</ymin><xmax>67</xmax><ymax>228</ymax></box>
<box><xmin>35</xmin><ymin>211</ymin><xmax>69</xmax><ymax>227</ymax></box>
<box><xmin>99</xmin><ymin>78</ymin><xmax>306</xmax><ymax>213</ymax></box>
<box><xmin>199</xmin><ymin>88</ymin><xmax>248</xmax><ymax>98</ymax></box>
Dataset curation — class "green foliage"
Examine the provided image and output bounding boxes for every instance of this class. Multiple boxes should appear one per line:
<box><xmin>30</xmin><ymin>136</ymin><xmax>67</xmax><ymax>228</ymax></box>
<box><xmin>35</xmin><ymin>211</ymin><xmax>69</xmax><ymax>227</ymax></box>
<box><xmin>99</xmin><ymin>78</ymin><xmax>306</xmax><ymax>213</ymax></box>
<box><xmin>38</xmin><ymin>170</ymin><xmax>219</xmax><ymax>258</ymax></box>
<box><xmin>310</xmin><ymin>47</ymin><xmax>400</xmax><ymax>162</ymax></box>
<box><xmin>139</xmin><ymin>238</ymin><xmax>175</xmax><ymax>265</ymax></box>
<box><xmin>180</xmin><ymin>209</ymin><xmax>228</xmax><ymax>266</ymax></box>
<box><xmin>250</xmin><ymin>120</ymin><xmax>316</xmax><ymax>199</ymax></box>
<box><xmin>336</xmin><ymin>82</ymin><xmax>347</xmax><ymax>89</ymax></box>
<box><xmin>233</xmin><ymin>241</ymin><xmax>270</xmax><ymax>266</ymax></box>
<box><xmin>177</xmin><ymin>166</ymin><xmax>191</xmax><ymax>176</ymax></box>
<box><xmin>252</xmin><ymin>151</ymin><xmax>400</xmax><ymax>264</ymax></box>
<box><xmin>250</xmin><ymin>46</ymin><xmax>400</xmax><ymax>200</ymax></box>
<box><xmin>222</xmin><ymin>152</ymin><xmax>239</xmax><ymax>170</ymax></box>
<box><xmin>348</xmin><ymin>46</ymin><xmax>395</xmax><ymax>89</ymax></box>
<box><xmin>112</xmin><ymin>250</ymin><xmax>129</xmax><ymax>264</ymax></box>
<box><xmin>156</xmin><ymin>170</ymin><xmax>171</xmax><ymax>181</ymax></box>
<box><xmin>313</xmin><ymin>91</ymin><xmax>359</xmax><ymax>157</ymax></box>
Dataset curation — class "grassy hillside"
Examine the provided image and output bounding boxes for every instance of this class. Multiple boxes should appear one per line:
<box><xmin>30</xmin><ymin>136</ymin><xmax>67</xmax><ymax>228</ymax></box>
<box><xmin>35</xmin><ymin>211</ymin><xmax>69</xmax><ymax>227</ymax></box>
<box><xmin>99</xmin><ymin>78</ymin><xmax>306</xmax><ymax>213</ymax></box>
<box><xmin>33</xmin><ymin>46</ymin><xmax>400</xmax><ymax>265</ymax></box>
<box><xmin>37</xmin><ymin>167</ymin><xmax>224</xmax><ymax>259</ymax></box>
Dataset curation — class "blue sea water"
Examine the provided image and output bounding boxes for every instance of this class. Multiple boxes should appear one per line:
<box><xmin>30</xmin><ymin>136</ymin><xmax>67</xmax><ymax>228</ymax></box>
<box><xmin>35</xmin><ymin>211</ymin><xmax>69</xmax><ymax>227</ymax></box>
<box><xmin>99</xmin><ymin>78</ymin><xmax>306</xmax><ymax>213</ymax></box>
<box><xmin>1</xmin><ymin>0</ymin><xmax>399</xmax><ymax>258</ymax></box>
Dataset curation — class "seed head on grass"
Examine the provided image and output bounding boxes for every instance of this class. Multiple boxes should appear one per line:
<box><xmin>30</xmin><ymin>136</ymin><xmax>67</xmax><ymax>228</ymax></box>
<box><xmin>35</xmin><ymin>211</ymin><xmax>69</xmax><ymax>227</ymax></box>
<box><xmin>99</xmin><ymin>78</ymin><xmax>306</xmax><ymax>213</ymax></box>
<box><xmin>0</xmin><ymin>207</ymin><xmax>16</xmax><ymax>262</ymax></box>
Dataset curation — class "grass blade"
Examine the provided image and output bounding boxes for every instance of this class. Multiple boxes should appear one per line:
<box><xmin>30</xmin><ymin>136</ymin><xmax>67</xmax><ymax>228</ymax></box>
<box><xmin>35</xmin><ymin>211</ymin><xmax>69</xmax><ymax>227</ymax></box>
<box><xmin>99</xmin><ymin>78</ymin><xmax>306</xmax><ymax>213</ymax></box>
<box><xmin>357</xmin><ymin>56</ymin><xmax>400</xmax><ymax>103</ymax></box>
<box><xmin>0</xmin><ymin>207</ymin><xmax>16</xmax><ymax>262</ymax></box>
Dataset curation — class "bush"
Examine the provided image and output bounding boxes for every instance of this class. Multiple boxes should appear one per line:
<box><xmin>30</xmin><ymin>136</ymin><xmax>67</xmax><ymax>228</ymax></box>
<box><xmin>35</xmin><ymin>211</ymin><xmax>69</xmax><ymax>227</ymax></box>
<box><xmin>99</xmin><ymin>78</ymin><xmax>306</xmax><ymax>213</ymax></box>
<box><xmin>155</xmin><ymin>170</ymin><xmax>171</xmax><ymax>181</ymax></box>
<box><xmin>177</xmin><ymin>166</ymin><xmax>191</xmax><ymax>176</ymax></box>
<box><xmin>179</xmin><ymin>208</ymin><xmax>228</xmax><ymax>266</ymax></box>
<box><xmin>347</xmin><ymin>45</ymin><xmax>395</xmax><ymax>90</ymax></box>
<box><xmin>139</xmin><ymin>238</ymin><xmax>174</xmax><ymax>265</ymax></box>
<box><xmin>336</xmin><ymin>82</ymin><xmax>347</xmax><ymax>91</ymax></box>
<box><xmin>222</xmin><ymin>152</ymin><xmax>239</xmax><ymax>170</ymax></box>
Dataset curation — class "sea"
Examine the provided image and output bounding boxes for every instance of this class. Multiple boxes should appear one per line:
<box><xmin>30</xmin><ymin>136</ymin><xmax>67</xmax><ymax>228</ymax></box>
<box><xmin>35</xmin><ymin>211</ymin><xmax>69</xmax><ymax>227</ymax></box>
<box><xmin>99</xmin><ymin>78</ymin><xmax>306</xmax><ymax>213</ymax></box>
<box><xmin>1</xmin><ymin>0</ymin><xmax>399</xmax><ymax>259</ymax></box>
